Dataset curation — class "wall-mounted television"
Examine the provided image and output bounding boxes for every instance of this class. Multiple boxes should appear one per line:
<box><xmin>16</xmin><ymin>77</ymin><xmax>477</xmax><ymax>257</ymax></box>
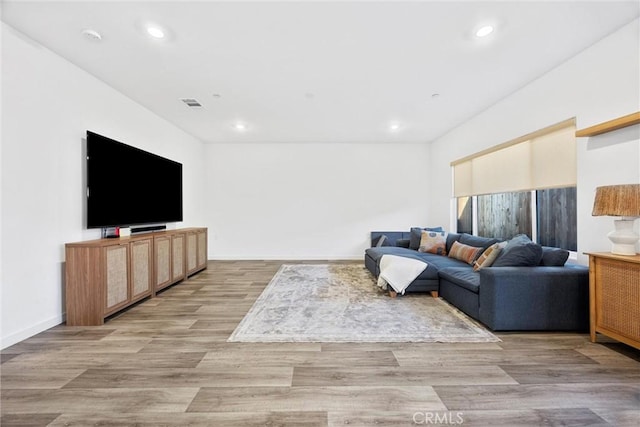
<box><xmin>86</xmin><ymin>130</ymin><xmax>183</xmax><ymax>229</ymax></box>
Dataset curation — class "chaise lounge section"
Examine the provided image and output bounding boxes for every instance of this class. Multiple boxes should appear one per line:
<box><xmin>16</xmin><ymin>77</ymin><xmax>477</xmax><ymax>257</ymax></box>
<box><xmin>365</xmin><ymin>228</ymin><xmax>589</xmax><ymax>331</ymax></box>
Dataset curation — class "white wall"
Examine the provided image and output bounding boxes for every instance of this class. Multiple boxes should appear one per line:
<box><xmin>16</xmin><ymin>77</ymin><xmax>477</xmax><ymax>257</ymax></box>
<box><xmin>428</xmin><ymin>18</ymin><xmax>640</xmax><ymax>264</ymax></box>
<box><xmin>204</xmin><ymin>141</ymin><xmax>431</xmax><ymax>259</ymax></box>
<box><xmin>1</xmin><ymin>24</ymin><xmax>207</xmax><ymax>348</ymax></box>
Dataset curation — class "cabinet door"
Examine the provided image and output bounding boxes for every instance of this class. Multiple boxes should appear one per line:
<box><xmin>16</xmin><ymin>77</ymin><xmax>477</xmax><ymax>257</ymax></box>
<box><xmin>595</xmin><ymin>257</ymin><xmax>640</xmax><ymax>346</ymax></box>
<box><xmin>131</xmin><ymin>239</ymin><xmax>152</xmax><ymax>300</ymax></box>
<box><xmin>172</xmin><ymin>233</ymin><xmax>186</xmax><ymax>282</ymax></box>
<box><xmin>105</xmin><ymin>244</ymin><xmax>129</xmax><ymax>314</ymax></box>
<box><xmin>197</xmin><ymin>229</ymin><xmax>207</xmax><ymax>270</ymax></box>
<box><xmin>154</xmin><ymin>236</ymin><xmax>172</xmax><ymax>290</ymax></box>
<box><xmin>186</xmin><ymin>232</ymin><xmax>198</xmax><ymax>275</ymax></box>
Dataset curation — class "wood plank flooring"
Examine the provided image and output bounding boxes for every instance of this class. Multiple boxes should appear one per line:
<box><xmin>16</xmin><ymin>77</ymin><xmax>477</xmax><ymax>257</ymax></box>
<box><xmin>2</xmin><ymin>260</ymin><xmax>639</xmax><ymax>426</ymax></box>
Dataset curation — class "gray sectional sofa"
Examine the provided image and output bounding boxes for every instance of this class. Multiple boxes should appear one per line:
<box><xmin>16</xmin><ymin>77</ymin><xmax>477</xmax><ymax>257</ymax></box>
<box><xmin>364</xmin><ymin>229</ymin><xmax>589</xmax><ymax>331</ymax></box>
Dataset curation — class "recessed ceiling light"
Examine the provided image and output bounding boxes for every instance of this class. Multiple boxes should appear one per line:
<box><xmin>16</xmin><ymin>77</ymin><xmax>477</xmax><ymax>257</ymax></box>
<box><xmin>234</xmin><ymin>122</ymin><xmax>248</xmax><ymax>132</ymax></box>
<box><xmin>389</xmin><ymin>123</ymin><xmax>402</xmax><ymax>132</ymax></box>
<box><xmin>81</xmin><ymin>29</ymin><xmax>102</xmax><ymax>41</ymax></box>
<box><xmin>476</xmin><ymin>25</ymin><xmax>494</xmax><ymax>38</ymax></box>
<box><xmin>146</xmin><ymin>25</ymin><xmax>165</xmax><ymax>39</ymax></box>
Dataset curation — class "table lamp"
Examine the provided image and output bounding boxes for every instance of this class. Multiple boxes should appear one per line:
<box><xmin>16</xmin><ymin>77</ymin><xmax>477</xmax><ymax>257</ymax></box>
<box><xmin>592</xmin><ymin>184</ymin><xmax>640</xmax><ymax>255</ymax></box>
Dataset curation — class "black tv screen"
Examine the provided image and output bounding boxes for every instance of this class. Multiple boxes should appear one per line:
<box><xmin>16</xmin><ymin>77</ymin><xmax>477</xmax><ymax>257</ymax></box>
<box><xmin>86</xmin><ymin>131</ymin><xmax>183</xmax><ymax>228</ymax></box>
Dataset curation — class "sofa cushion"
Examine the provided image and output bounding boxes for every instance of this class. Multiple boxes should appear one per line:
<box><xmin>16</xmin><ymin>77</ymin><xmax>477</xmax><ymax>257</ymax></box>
<box><xmin>410</xmin><ymin>226</ymin><xmax>444</xmax><ymax>250</ymax></box>
<box><xmin>473</xmin><ymin>242</ymin><xmax>503</xmax><ymax>271</ymax></box>
<box><xmin>448</xmin><ymin>241</ymin><xmax>484</xmax><ymax>265</ymax></box>
<box><xmin>365</xmin><ymin>246</ymin><xmax>468</xmax><ymax>282</ymax></box>
<box><xmin>439</xmin><ymin>267</ymin><xmax>480</xmax><ymax>294</ymax></box>
<box><xmin>492</xmin><ymin>235</ymin><xmax>543</xmax><ymax>267</ymax></box>
<box><xmin>540</xmin><ymin>246</ymin><xmax>570</xmax><ymax>266</ymax></box>
<box><xmin>418</xmin><ymin>230</ymin><xmax>447</xmax><ymax>255</ymax></box>
<box><xmin>396</xmin><ymin>238</ymin><xmax>410</xmax><ymax>248</ymax></box>
<box><xmin>459</xmin><ymin>234</ymin><xmax>500</xmax><ymax>251</ymax></box>
<box><xmin>446</xmin><ymin>233</ymin><xmax>462</xmax><ymax>254</ymax></box>
<box><xmin>419</xmin><ymin>252</ymin><xmax>471</xmax><ymax>270</ymax></box>
<box><xmin>366</xmin><ymin>247</ymin><xmax>436</xmax><ymax>272</ymax></box>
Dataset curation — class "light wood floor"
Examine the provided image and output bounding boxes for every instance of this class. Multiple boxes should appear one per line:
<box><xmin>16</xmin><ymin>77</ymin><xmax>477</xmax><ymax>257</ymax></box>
<box><xmin>2</xmin><ymin>260</ymin><xmax>639</xmax><ymax>426</ymax></box>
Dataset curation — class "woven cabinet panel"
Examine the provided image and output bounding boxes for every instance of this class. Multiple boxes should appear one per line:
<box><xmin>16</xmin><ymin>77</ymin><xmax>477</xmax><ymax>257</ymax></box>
<box><xmin>173</xmin><ymin>235</ymin><xmax>184</xmax><ymax>278</ymax></box>
<box><xmin>596</xmin><ymin>258</ymin><xmax>640</xmax><ymax>341</ymax></box>
<box><xmin>197</xmin><ymin>232</ymin><xmax>206</xmax><ymax>266</ymax></box>
<box><xmin>156</xmin><ymin>238</ymin><xmax>170</xmax><ymax>285</ymax></box>
<box><xmin>106</xmin><ymin>245</ymin><xmax>128</xmax><ymax>309</ymax></box>
<box><xmin>187</xmin><ymin>234</ymin><xmax>197</xmax><ymax>271</ymax></box>
<box><xmin>132</xmin><ymin>241</ymin><xmax>151</xmax><ymax>297</ymax></box>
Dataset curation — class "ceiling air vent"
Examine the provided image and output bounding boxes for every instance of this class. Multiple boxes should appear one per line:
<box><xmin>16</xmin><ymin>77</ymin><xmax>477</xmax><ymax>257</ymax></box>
<box><xmin>181</xmin><ymin>98</ymin><xmax>202</xmax><ymax>108</ymax></box>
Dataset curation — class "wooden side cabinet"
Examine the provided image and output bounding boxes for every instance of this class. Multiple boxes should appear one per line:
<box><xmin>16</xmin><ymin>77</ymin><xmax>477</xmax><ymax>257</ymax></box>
<box><xmin>586</xmin><ymin>252</ymin><xmax>640</xmax><ymax>350</ymax></box>
<box><xmin>66</xmin><ymin>227</ymin><xmax>207</xmax><ymax>326</ymax></box>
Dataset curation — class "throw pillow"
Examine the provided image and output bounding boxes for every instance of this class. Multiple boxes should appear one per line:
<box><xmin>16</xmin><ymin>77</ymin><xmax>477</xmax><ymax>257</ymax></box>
<box><xmin>418</xmin><ymin>230</ymin><xmax>447</xmax><ymax>255</ymax></box>
<box><xmin>539</xmin><ymin>246</ymin><xmax>570</xmax><ymax>266</ymax></box>
<box><xmin>508</xmin><ymin>234</ymin><xmax>533</xmax><ymax>245</ymax></box>
<box><xmin>448</xmin><ymin>241</ymin><xmax>484</xmax><ymax>265</ymax></box>
<box><xmin>492</xmin><ymin>236</ymin><xmax>543</xmax><ymax>267</ymax></box>
<box><xmin>473</xmin><ymin>242</ymin><xmax>503</xmax><ymax>271</ymax></box>
<box><xmin>491</xmin><ymin>234</ymin><xmax>530</xmax><ymax>264</ymax></box>
<box><xmin>409</xmin><ymin>226</ymin><xmax>444</xmax><ymax>250</ymax></box>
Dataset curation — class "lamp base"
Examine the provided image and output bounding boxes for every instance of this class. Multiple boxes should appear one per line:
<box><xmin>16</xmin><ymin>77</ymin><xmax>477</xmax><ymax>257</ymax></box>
<box><xmin>608</xmin><ymin>218</ymin><xmax>639</xmax><ymax>256</ymax></box>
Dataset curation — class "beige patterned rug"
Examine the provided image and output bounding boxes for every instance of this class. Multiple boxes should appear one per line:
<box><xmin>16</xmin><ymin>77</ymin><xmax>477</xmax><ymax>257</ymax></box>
<box><xmin>228</xmin><ymin>264</ymin><xmax>500</xmax><ymax>343</ymax></box>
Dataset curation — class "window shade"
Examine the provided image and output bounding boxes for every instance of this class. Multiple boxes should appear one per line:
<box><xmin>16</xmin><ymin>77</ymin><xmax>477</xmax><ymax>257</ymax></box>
<box><xmin>452</xmin><ymin>119</ymin><xmax>576</xmax><ymax>197</ymax></box>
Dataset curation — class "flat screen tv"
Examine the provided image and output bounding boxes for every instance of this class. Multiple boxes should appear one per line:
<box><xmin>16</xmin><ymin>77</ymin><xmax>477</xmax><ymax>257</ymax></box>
<box><xmin>86</xmin><ymin>130</ymin><xmax>183</xmax><ymax>229</ymax></box>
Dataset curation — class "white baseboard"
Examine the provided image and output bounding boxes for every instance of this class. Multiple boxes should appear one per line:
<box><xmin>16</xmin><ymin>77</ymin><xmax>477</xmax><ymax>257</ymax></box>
<box><xmin>1</xmin><ymin>313</ymin><xmax>65</xmax><ymax>350</ymax></box>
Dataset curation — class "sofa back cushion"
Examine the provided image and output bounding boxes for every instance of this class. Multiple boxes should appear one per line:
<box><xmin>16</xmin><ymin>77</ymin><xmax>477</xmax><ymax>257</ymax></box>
<box><xmin>459</xmin><ymin>233</ymin><xmax>500</xmax><ymax>251</ymax></box>
<box><xmin>409</xmin><ymin>226</ymin><xmax>444</xmax><ymax>250</ymax></box>
<box><xmin>370</xmin><ymin>231</ymin><xmax>407</xmax><ymax>247</ymax></box>
<box><xmin>418</xmin><ymin>230</ymin><xmax>447</xmax><ymax>255</ymax></box>
<box><xmin>448</xmin><ymin>241</ymin><xmax>484</xmax><ymax>265</ymax></box>
<box><xmin>372</xmin><ymin>234</ymin><xmax>391</xmax><ymax>247</ymax></box>
<box><xmin>445</xmin><ymin>233</ymin><xmax>462</xmax><ymax>254</ymax></box>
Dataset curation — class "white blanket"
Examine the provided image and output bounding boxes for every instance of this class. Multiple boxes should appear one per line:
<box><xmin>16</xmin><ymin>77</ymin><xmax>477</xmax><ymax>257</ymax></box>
<box><xmin>377</xmin><ymin>254</ymin><xmax>428</xmax><ymax>295</ymax></box>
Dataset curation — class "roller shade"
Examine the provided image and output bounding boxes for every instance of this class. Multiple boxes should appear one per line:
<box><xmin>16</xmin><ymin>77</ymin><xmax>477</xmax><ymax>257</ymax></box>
<box><xmin>452</xmin><ymin>119</ymin><xmax>576</xmax><ymax>197</ymax></box>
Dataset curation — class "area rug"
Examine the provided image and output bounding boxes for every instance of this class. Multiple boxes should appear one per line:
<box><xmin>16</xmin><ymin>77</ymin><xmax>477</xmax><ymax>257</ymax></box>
<box><xmin>228</xmin><ymin>264</ymin><xmax>500</xmax><ymax>343</ymax></box>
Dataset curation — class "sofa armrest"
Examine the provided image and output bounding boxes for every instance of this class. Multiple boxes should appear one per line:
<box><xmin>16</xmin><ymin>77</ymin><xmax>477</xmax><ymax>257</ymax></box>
<box><xmin>478</xmin><ymin>265</ymin><xmax>589</xmax><ymax>331</ymax></box>
<box><xmin>395</xmin><ymin>238</ymin><xmax>410</xmax><ymax>248</ymax></box>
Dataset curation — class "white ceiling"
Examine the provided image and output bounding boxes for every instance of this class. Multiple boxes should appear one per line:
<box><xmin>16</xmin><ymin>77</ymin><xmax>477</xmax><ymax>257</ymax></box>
<box><xmin>2</xmin><ymin>1</ymin><xmax>639</xmax><ymax>144</ymax></box>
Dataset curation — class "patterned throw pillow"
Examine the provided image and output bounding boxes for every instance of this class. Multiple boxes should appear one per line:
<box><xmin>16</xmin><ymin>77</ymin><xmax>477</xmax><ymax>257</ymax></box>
<box><xmin>473</xmin><ymin>242</ymin><xmax>503</xmax><ymax>271</ymax></box>
<box><xmin>409</xmin><ymin>226</ymin><xmax>444</xmax><ymax>250</ymax></box>
<box><xmin>418</xmin><ymin>230</ymin><xmax>447</xmax><ymax>255</ymax></box>
<box><xmin>448</xmin><ymin>241</ymin><xmax>483</xmax><ymax>265</ymax></box>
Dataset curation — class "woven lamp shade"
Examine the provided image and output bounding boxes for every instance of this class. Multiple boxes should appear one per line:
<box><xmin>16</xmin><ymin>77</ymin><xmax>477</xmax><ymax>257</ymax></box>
<box><xmin>592</xmin><ymin>184</ymin><xmax>640</xmax><ymax>217</ymax></box>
